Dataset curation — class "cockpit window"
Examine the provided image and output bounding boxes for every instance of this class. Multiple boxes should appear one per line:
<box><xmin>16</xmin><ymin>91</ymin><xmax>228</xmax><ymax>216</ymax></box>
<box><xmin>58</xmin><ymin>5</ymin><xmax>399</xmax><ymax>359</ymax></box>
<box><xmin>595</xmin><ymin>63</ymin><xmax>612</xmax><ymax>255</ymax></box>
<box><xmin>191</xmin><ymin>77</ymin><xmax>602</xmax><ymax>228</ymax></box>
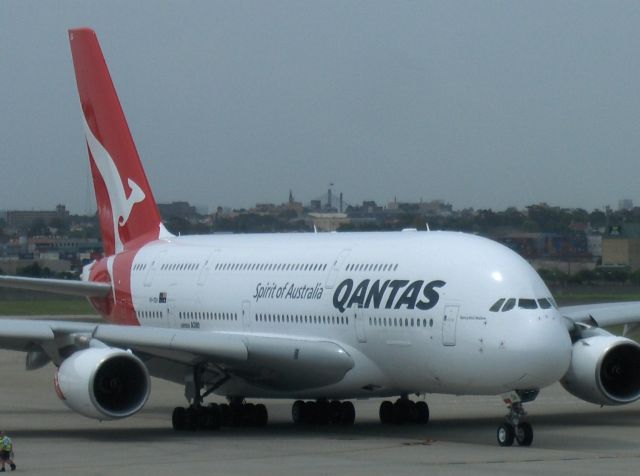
<box><xmin>548</xmin><ymin>297</ymin><xmax>558</xmax><ymax>309</ymax></box>
<box><xmin>502</xmin><ymin>298</ymin><xmax>516</xmax><ymax>312</ymax></box>
<box><xmin>537</xmin><ymin>298</ymin><xmax>552</xmax><ymax>309</ymax></box>
<box><xmin>518</xmin><ymin>299</ymin><xmax>538</xmax><ymax>310</ymax></box>
<box><xmin>490</xmin><ymin>298</ymin><xmax>505</xmax><ymax>312</ymax></box>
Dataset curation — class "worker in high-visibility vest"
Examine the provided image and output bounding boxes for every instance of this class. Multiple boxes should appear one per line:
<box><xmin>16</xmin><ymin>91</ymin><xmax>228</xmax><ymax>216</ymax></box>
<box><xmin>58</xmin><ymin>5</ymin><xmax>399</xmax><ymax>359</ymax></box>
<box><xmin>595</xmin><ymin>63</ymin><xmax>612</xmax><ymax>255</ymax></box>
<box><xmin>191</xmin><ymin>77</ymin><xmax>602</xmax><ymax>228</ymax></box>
<box><xmin>0</xmin><ymin>431</ymin><xmax>15</xmax><ymax>471</ymax></box>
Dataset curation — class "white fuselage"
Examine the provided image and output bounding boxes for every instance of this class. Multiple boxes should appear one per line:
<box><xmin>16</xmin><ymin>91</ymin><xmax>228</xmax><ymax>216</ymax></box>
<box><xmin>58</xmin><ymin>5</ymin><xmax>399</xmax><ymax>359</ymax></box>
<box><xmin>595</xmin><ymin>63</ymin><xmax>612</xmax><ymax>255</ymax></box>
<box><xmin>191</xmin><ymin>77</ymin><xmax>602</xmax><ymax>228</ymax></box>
<box><xmin>126</xmin><ymin>230</ymin><xmax>572</xmax><ymax>399</ymax></box>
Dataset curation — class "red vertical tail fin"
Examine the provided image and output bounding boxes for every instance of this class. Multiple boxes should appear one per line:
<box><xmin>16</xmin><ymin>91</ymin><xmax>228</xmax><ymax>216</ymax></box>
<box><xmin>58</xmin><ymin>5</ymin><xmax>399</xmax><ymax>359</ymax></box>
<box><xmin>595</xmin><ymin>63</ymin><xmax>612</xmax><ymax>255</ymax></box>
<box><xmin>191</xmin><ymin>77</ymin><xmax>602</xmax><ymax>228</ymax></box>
<box><xmin>68</xmin><ymin>28</ymin><xmax>171</xmax><ymax>256</ymax></box>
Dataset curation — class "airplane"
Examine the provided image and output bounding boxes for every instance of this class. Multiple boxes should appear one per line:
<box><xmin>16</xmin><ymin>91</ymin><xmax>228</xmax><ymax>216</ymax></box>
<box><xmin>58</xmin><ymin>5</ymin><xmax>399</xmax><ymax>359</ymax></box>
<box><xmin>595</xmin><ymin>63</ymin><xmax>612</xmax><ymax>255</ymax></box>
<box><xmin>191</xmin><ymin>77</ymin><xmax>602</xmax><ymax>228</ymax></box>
<box><xmin>1</xmin><ymin>27</ymin><xmax>640</xmax><ymax>447</ymax></box>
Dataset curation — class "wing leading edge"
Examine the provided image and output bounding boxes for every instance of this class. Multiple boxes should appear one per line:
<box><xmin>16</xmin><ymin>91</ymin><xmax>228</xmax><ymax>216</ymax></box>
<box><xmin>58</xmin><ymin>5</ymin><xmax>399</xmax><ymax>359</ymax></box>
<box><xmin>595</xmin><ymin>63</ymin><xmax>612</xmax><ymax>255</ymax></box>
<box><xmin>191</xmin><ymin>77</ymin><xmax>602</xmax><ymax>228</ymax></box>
<box><xmin>0</xmin><ymin>318</ymin><xmax>354</xmax><ymax>391</ymax></box>
<box><xmin>561</xmin><ymin>301</ymin><xmax>640</xmax><ymax>328</ymax></box>
<box><xmin>0</xmin><ymin>275</ymin><xmax>111</xmax><ymax>298</ymax></box>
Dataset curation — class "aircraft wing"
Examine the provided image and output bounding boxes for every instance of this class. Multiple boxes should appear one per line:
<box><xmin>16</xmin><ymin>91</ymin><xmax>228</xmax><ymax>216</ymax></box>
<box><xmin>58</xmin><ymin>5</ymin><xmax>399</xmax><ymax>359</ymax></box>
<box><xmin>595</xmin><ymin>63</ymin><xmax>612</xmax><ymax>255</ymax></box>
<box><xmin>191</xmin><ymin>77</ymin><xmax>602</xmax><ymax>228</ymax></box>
<box><xmin>0</xmin><ymin>319</ymin><xmax>354</xmax><ymax>391</ymax></box>
<box><xmin>560</xmin><ymin>301</ymin><xmax>640</xmax><ymax>328</ymax></box>
<box><xmin>0</xmin><ymin>275</ymin><xmax>111</xmax><ymax>298</ymax></box>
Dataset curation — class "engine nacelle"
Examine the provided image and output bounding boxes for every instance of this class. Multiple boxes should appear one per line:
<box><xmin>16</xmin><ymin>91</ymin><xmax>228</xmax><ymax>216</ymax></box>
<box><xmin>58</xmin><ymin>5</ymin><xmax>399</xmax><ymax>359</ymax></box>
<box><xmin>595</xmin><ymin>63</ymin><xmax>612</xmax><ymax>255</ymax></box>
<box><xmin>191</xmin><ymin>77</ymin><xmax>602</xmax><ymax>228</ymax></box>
<box><xmin>560</xmin><ymin>335</ymin><xmax>640</xmax><ymax>405</ymax></box>
<box><xmin>55</xmin><ymin>347</ymin><xmax>150</xmax><ymax>420</ymax></box>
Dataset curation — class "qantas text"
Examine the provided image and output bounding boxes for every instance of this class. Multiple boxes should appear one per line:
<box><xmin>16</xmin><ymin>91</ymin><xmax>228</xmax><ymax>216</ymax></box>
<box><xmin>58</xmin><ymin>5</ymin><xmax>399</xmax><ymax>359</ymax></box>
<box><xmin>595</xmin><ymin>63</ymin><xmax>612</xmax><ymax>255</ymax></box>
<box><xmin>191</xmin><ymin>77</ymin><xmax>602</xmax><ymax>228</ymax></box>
<box><xmin>333</xmin><ymin>279</ymin><xmax>446</xmax><ymax>313</ymax></box>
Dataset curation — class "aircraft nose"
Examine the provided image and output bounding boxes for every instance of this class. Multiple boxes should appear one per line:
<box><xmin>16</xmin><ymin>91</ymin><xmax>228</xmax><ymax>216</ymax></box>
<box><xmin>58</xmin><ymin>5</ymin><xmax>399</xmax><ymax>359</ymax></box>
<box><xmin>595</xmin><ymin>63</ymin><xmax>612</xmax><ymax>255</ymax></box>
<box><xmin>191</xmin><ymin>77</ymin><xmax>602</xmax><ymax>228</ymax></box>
<box><xmin>508</xmin><ymin>314</ymin><xmax>572</xmax><ymax>388</ymax></box>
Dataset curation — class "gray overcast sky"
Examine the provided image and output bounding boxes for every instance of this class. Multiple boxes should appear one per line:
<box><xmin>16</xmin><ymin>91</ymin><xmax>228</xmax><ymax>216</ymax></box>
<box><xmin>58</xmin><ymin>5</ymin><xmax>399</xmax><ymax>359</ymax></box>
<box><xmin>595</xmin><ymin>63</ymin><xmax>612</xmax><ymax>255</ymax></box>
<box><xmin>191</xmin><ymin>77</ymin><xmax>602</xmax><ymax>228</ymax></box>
<box><xmin>2</xmin><ymin>1</ymin><xmax>640</xmax><ymax>214</ymax></box>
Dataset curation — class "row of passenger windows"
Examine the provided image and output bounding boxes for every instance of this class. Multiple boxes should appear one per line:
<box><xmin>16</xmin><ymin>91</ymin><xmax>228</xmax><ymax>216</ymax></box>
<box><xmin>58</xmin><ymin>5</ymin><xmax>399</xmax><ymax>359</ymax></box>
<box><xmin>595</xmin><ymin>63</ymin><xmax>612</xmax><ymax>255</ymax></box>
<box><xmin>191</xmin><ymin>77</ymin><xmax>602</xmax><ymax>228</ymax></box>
<box><xmin>215</xmin><ymin>262</ymin><xmax>328</xmax><ymax>272</ymax></box>
<box><xmin>255</xmin><ymin>313</ymin><xmax>349</xmax><ymax>326</ymax></box>
<box><xmin>369</xmin><ymin>316</ymin><xmax>434</xmax><ymax>328</ymax></box>
<box><xmin>489</xmin><ymin>297</ymin><xmax>557</xmax><ymax>312</ymax></box>
<box><xmin>179</xmin><ymin>311</ymin><xmax>238</xmax><ymax>321</ymax></box>
<box><xmin>346</xmin><ymin>263</ymin><xmax>399</xmax><ymax>272</ymax></box>
<box><xmin>137</xmin><ymin>310</ymin><xmax>161</xmax><ymax>319</ymax></box>
<box><xmin>161</xmin><ymin>263</ymin><xmax>200</xmax><ymax>271</ymax></box>
<box><xmin>136</xmin><ymin>261</ymin><xmax>401</xmax><ymax>273</ymax></box>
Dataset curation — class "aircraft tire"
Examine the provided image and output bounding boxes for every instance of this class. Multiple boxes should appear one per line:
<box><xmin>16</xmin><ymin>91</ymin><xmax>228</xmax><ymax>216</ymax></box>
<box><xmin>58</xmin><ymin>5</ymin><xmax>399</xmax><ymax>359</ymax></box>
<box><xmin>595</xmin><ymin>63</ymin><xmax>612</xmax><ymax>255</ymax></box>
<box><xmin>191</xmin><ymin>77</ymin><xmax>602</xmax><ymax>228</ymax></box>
<box><xmin>292</xmin><ymin>400</ymin><xmax>305</xmax><ymax>424</ymax></box>
<box><xmin>244</xmin><ymin>403</ymin><xmax>256</xmax><ymax>426</ymax></box>
<box><xmin>329</xmin><ymin>400</ymin><xmax>343</xmax><ymax>424</ymax></box>
<box><xmin>205</xmin><ymin>404</ymin><xmax>221</xmax><ymax>430</ymax></box>
<box><xmin>219</xmin><ymin>403</ymin><xmax>232</xmax><ymax>426</ymax></box>
<box><xmin>415</xmin><ymin>401</ymin><xmax>429</xmax><ymax>424</ymax></box>
<box><xmin>497</xmin><ymin>423</ymin><xmax>515</xmax><ymax>447</ymax></box>
<box><xmin>305</xmin><ymin>401</ymin><xmax>318</xmax><ymax>424</ymax></box>
<box><xmin>172</xmin><ymin>406</ymin><xmax>187</xmax><ymax>431</ymax></box>
<box><xmin>340</xmin><ymin>401</ymin><xmax>355</xmax><ymax>425</ymax></box>
<box><xmin>393</xmin><ymin>399</ymin><xmax>411</xmax><ymax>424</ymax></box>
<box><xmin>379</xmin><ymin>400</ymin><xmax>394</xmax><ymax>424</ymax></box>
<box><xmin>515</xmin><ymin>422</ymin><xmax>533</xmax><ymax>446</ymax></box>
<box><xmin>316</xmin><ymin>401</ymin><xmax>331</xmax><ymax>425</ymax></box>
<box><xmin>254</xmin><ymin>404</ymin><xmax>269</xmax><ymax>427</ymax></box>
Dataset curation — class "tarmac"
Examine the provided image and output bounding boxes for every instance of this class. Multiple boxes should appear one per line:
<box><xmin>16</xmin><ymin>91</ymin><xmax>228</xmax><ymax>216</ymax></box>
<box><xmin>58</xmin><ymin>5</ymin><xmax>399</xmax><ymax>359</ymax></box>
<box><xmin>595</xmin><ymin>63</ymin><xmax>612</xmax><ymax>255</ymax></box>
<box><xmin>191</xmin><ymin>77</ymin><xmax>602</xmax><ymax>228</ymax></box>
<box><xmin>1</xmin><ymin>317</ymin><xmax>640</xmax><ymax>475</ymax></box>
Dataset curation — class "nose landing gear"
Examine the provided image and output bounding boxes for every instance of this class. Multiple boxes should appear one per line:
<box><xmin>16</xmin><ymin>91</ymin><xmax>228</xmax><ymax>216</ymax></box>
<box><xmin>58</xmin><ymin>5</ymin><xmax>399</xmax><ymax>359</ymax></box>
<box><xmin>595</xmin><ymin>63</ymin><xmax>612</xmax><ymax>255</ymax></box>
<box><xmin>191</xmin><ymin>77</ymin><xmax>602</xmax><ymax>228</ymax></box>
<box><xmin>497</xmin><ymin>390</ymin><xmax>538</xmax><ymax>447</ymax></box>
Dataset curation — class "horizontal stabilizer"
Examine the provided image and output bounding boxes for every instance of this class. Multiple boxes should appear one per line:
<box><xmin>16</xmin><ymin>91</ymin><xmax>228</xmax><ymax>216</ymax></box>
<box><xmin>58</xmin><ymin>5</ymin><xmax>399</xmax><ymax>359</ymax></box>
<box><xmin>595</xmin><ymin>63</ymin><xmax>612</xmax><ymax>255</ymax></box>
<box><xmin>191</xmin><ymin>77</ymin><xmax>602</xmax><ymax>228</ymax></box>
<box><xmin>0</xmin><ymin>275</ymin><xmax>111</xmax><ymax>298</ymax></box>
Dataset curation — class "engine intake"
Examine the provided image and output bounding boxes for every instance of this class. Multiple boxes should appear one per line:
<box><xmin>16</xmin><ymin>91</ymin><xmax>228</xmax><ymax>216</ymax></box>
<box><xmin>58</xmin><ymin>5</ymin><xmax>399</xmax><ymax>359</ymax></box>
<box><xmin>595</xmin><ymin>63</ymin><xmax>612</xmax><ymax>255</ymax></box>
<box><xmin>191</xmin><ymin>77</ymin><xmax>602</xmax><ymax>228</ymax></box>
<box><xmin>55</xmin><ymin>347</ymin><xmax>150</xmax><ymax>420</ymax></box>
<box><xmin>561</xmin><ymin>335</ymin><xmax>640</xmax><ymax>405</ymax></box>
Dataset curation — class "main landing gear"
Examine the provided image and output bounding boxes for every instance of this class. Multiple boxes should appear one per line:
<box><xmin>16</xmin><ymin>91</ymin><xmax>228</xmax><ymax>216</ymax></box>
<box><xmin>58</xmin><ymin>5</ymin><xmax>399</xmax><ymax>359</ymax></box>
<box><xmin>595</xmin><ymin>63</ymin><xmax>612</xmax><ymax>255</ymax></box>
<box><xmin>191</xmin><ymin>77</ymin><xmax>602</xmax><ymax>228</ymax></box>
<box><xmin>291</xmin><ymin>400</ymin><xmax>356</xmax><ymax>425</ymax></box>
<box><xmin>172</xmin><ymin>399</ymin><xmax>268</xmax><ymax>431</ymax></box>
<box><xmin>496</xmin><ymin>390</ymin><xmax>538</xmax><ymax>447</ymax></box>
<box><xmin>171</xmin><ymin>366</ymin><xmax>268</xmax><ymax>431</ymax></box>
<box><xmin>379</xmin><ymin>396</ymin><xmax>429</xmax><ymax>425</ymax></box>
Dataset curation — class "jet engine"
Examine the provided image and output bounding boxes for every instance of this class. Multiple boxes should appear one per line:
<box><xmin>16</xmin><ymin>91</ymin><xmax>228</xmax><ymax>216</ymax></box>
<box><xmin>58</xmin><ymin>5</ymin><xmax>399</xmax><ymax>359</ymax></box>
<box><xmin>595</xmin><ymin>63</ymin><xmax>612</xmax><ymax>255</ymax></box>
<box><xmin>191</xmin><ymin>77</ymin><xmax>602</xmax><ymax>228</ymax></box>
<box><xmin>54</xmin><ymin>347</ymin><xmax>150</xmax><ymax>420</ymax></box>
<box><xmin>560</xmin><ymin>335</ymin><xmax>640</xmax><ymax>405</ymax></box>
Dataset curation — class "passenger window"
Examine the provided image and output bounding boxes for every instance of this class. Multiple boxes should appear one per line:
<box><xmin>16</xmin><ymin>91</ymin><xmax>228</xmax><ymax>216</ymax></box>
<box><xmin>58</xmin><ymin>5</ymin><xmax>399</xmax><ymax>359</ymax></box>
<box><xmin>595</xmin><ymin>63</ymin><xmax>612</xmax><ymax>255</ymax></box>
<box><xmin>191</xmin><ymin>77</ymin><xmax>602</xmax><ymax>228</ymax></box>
<box><xmin>518</xmin><ymin>299</ymin><xmax>538</xmax><ymax>310</ymax></box>
<box><xmin>490</xmin><ymin>298</ymin><xmax>505</xmax><ymax>312</ymax></box>
<box><xmin>502</xmin><ymin>298</ymin><xmax>516</xmax><ymax>312</ymax></box>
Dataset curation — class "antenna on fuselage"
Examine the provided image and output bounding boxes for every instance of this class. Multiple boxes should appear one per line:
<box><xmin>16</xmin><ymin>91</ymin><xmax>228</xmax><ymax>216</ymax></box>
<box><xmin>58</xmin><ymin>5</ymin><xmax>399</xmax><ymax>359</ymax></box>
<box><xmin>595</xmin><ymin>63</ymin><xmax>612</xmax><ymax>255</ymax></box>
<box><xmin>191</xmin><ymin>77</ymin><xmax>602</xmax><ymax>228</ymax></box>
<box><xmin>426</xmin><ymin>222</ymin><xmax>430</xmax><ymax>231</ymax></box>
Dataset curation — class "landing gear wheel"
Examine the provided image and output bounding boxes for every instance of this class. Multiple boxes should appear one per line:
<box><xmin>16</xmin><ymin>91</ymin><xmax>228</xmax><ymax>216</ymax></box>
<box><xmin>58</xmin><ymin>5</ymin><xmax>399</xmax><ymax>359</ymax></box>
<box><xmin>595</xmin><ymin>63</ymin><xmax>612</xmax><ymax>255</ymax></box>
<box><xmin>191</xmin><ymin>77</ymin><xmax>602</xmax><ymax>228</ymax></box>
<box><xmin>219</xmin><ymin>403</ymin><xmax>232</xmax><ymax>426</ymax></box>
<box><xmin>379</xmin><ymin>401</ymin><xmax>394</xmax><ymax>424</ymax></box>
<box><xmin>292</xmin><ymin>400</ymin><xmax>305</xmax><ymax>424</ymax></box>
<box><xmin>393</xmin><ymin>399</ymin><xmax>411</xmax><ymax>424</ymax></box>
<box><xmin>172</xmin><ymin>406</ymin><xmax>187</xmax><ymax>431</ymax></box>
<box><xmin>205</xmin><ymin>404</ymin><xmax>221</xmax><ymax>430</ymax></box>
<box><xmin>415</xmin><ymin>401</ymin><xmax>429</xmax><ymax>424</ymax></box>
<box><xmin>329</xmin><ymin>400</ymin><xmax>343</xmax><ymax>424</ymax></box>
<box><xmin>254</xmin><ymin>404</ymin><xmax>269</xmax><ymax>427</ymax></box>
<box><xmin>340</xmin><ymin>401</ymin><xmax>356</xmax><ymax>425</ymax></box>
<box><xmin>316</xmin><ymin>401</ymin><xmax>331</xmax><ymax>425</ymax></box>
<box><xmin>305</xmin><ymin>401</ymin><xmax>318</xmax><ymax>424</ymax></box>
<box><xmin>497</xmin><ymin>423</ymin><xmax>515</xmax><ymax>447</ymax></box>
<box><xmin>515</xmin><ymin>422</ymin><xmax>533</xmax><ymax>446</ymax></box>
<box><xmin>243</xmin><ymin>403</ymin><xmax>256</xmax><ymax>426</ymax></box>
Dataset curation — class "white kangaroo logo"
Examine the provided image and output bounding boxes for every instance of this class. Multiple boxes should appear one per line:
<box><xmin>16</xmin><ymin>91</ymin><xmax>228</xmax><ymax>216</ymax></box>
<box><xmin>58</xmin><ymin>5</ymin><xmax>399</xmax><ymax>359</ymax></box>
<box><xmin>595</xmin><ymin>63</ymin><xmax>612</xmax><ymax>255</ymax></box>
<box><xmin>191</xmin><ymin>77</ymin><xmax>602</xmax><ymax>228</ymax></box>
<box><xmin>83</xmin><ymin>116</ymin><xmax>145</xmax><ymax>253</ymax></box>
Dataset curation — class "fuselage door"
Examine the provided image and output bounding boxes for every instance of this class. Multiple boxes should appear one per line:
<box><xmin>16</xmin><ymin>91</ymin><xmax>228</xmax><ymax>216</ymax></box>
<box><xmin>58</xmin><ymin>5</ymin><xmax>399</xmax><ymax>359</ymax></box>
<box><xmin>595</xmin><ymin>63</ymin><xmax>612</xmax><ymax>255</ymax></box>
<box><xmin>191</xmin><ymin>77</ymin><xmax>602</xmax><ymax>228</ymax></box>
<box><xmin>354</xmin><ymin>309</ymin><xmax>367</xmax><ymax>343</ymax></box>
<box><xmin>144</xmin><ymin>249</ymin><xmax>166</xmax><ymax>287</ymax></box>
<box><xmin>241</xmin><ymin>300</ymin><xmax>252</xmax><ymax>333</ymax></box>
<box><xmin>442</xmin><ymin>304</ymin><xmax>459</xmax><ymax>346</ymax></box>
<box><xmin>197</xmin><ymin>250</ymin><xmax>219</xmax><ymax>286</ymax></box>
<box><xmin>325</xmin><ymin>249</ymin><xmax>351</xmax><ymax>289</ymax></box>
